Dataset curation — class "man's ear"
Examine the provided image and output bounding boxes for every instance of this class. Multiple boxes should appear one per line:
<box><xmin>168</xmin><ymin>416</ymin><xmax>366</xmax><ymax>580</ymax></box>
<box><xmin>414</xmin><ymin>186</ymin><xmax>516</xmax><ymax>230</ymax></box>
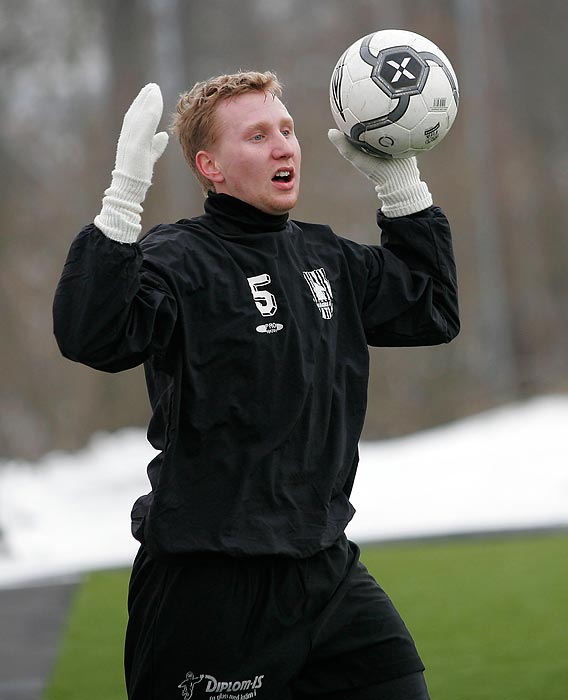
<box><xmin>195</xmin><ymin>151</ymin><xmax>225</xmax><ymax>184</ymax></box>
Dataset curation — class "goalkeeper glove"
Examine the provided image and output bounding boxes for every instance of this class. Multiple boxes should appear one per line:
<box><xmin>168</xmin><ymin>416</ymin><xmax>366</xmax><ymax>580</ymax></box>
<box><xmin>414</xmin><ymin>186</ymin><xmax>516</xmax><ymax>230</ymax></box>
<box><xmin>94</xmin><ymin>83</ymin><xmax>169</xmax><ymax>243</ymax></box>
<box><xmin>328</xmin><ymin>129</ymin><xmax>432</xmax><ymax>217</ymax></box>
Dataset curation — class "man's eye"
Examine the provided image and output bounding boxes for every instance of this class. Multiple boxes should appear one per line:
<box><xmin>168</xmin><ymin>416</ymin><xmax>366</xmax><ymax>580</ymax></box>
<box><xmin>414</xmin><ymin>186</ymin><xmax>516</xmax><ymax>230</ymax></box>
<box><xmin>252</xmin><ymin>134</ymin><xmax>263</xmax><ymax>141</ymax></box>
<box><xmin>282</xmin><ymin>129</ymin><xmax>291</xmax><ymax>137</ymax></box>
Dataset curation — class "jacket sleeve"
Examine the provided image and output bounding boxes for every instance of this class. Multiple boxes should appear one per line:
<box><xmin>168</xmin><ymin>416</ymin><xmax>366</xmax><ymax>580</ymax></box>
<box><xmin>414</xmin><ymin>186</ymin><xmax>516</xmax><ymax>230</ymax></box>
<box><xmin>53</xmin><ymin>224</ymin><xmax>178</xmax><ymax>372</ymax></box>
<box><xmin>342</xmin><ymin>206</ymin><xmax>460</xmax><ymax>347</ymax></box>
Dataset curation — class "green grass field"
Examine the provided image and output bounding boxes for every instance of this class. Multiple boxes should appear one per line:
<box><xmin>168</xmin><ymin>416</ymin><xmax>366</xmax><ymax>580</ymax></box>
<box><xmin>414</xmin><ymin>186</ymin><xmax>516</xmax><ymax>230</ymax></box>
<box><xmin>45</xmin><ymin>532</ymin><xmax>568</xmax><ymax>700</ymax></box>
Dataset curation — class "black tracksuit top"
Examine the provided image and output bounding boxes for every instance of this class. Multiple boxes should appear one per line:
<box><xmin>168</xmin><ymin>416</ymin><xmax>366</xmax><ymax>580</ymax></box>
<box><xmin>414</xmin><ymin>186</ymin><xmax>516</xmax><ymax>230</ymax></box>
<box><xmin>53</xmin><ymin>193</ymin><xmax>459</xmax><ymax>558</ymax></box>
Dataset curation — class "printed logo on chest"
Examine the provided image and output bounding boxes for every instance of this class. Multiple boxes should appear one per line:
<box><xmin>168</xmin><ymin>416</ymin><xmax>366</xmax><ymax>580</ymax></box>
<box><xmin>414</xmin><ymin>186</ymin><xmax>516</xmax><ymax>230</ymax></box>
<box><xmin>246</xmin><ymin>267</ymin><xmax>334</xmax><ymax>333</ymax></box>
<box><xmin>302</xmin><ymin>268</ymin><xmax>334</xmax><ymax>319</ymax></box>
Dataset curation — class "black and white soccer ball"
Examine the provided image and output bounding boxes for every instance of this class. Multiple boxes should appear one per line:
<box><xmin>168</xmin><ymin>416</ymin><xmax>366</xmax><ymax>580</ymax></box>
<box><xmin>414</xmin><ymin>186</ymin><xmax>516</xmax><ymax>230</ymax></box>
<box><xmin>330</xmin><ymin>29</ymin><xmax>459</xmax><ymax>158</ymax></box>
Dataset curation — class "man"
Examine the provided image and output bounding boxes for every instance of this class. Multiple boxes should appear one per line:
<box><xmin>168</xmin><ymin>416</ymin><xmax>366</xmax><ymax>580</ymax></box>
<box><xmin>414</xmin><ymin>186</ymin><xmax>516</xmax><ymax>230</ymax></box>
<box><xmin>53</xmin><ymin>71</ymin><xmax>459</xmax><ymax>700</ymax></box>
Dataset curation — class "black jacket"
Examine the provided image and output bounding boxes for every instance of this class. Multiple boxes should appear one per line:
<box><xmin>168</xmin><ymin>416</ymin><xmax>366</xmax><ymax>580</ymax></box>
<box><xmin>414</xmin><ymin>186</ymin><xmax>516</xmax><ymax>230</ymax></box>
<box><xmin>53</xmin><ymin>193</ymin><xmax>459</xmax><ymax>558</ymax></box>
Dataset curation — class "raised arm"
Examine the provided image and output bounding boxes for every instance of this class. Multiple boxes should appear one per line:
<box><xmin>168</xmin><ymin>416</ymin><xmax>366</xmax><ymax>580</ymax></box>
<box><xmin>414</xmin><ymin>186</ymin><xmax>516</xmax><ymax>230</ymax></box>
<box><xmin>329</xmin><ymin>129</ymin><xmax>459</xmax><ymax>346</ymax></box>
<box><xmin>53</xmin><ymin>85</ymin><xmax>176</xmax><ymax>372</ymax></box>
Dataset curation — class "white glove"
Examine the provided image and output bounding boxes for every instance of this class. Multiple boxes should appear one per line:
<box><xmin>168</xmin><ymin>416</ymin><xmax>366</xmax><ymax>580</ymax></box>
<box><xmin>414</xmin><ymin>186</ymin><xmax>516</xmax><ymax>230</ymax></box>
<box><xmin>94</xmin><ymin>84</ymin><xmax>169</xmax><ymax>243</ymax></box>
<box><xmin>328</xmin><ymin>129</ymin><xmax>432</xmax><ymax>218</ymax></box>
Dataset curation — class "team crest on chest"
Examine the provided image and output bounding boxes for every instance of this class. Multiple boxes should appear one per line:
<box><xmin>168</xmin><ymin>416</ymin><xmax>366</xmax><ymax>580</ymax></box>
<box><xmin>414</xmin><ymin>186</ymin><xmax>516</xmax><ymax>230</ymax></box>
<box><xmin>303</xmin><ymin>268</ymin><xmax>334</xmax><ymax>320</ymax></box>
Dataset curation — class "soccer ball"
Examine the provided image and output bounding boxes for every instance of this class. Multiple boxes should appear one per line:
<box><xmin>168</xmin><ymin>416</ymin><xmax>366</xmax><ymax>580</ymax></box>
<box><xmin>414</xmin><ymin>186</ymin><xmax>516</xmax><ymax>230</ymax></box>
<box><xmin>329</xmin><ymin>29</ymin><xmax>459</xmax><ymax>158</ymax></box>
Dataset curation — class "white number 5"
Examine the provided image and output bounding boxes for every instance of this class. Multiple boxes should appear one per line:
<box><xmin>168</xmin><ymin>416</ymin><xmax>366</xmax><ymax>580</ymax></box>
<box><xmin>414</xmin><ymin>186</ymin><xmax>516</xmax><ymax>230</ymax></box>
<box><xmin>247</xmin><ymin>273</ymin><xmax>277</xmax><ymax>317</ymax></box>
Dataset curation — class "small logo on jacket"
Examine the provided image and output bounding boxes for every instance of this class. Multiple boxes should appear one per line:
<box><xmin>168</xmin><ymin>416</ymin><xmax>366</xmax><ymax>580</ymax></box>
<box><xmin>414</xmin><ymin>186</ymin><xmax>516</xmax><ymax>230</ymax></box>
<box><xmin>303</xmin><ymin>268</ymin><xmax>333</xmax><ymax>319</ymax></box>
<box><xmin>256</xmin><ymin>322</ymin><xmax>284</xmax><ymax>334</ymax></box>
<box><xmin>178</xmin><ymin>671</ymin><xmax>265</xmax><ymax>699</ymax></box>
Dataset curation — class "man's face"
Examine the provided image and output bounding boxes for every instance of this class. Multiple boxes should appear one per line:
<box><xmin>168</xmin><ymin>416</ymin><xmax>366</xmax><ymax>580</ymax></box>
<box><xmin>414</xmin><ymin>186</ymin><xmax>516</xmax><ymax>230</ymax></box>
<box><xmin>200</xmin><ymin>91</ymin><xmax>301</xmax><ymax>215</ymax></box>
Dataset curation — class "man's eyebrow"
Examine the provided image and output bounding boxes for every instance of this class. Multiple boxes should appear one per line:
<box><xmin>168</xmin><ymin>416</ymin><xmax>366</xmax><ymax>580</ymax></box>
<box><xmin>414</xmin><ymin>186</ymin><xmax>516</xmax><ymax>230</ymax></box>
<box><xmin>243</xmin><ymin>120</ymin><xmax>270</xmax><ymax>134</ymax></box>
<box><xmin>243</xmin><ymin>117</ymin><xmax>294</xmax><ymax>134</ymax></box>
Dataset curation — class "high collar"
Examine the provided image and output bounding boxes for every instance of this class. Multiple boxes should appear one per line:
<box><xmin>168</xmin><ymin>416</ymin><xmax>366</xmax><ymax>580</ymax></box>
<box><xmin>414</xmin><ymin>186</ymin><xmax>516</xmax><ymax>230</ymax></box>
<box><xmin>203</xmin><ymin>192</ymin><xmax>290</xmax><ymax>235</ymax></box>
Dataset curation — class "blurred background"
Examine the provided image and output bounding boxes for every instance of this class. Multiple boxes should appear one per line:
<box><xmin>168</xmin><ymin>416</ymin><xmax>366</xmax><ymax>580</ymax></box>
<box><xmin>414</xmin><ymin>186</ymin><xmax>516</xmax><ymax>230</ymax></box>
<box><xmin>1</xmin><ymin>0</ymin><xmax>568</xmax><ymax>461</ymax></box>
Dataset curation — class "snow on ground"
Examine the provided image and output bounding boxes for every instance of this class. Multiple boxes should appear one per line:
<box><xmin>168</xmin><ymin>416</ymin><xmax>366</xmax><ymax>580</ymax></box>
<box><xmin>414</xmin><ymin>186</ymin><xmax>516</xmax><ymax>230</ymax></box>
<box><xmin>0</xmin><ymin>395</ymin><xmax>567</xmax><ymax>588</ymax></box>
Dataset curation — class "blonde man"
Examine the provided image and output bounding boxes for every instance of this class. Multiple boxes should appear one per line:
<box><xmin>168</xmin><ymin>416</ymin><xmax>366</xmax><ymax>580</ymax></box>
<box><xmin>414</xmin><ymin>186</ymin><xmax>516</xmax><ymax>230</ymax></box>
<box><xmin>54</xmin><ymin>72</ymin><xmax>459</xmax><ymax>700</ymax></box>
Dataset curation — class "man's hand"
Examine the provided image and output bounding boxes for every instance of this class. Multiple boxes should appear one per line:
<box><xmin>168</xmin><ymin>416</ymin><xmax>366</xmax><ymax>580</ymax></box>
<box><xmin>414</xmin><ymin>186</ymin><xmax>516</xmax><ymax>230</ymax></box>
<box><xmin>94</xmin><ymin>84</ymin><xmax>169</xmax><ymax>243</ymax></box>
<box><xmin>328</xmin><ymin>129</ymin><xmax>432</xmax><ymax>218</ymax></box>
<box><xmin>114</xmin><ymin>83</ymin><xmax>169</xmax><ymax>183</ymax></box>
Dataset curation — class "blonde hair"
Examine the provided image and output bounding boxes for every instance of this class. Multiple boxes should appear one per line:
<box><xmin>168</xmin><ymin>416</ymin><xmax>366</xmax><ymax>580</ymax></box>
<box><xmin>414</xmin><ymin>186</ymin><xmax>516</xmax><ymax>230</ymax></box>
<box><xmin>172</xmin><ymin>70</ymin><xmax>283</xmax><ymax>194</ymax></box>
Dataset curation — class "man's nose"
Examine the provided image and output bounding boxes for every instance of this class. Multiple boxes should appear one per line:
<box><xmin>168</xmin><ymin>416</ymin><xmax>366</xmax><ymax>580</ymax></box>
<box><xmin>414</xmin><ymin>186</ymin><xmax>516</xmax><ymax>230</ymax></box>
<box><xmin>272</xmin><ymin>133</ymin><xmax>294</xmax><ymax>159</ymax></box>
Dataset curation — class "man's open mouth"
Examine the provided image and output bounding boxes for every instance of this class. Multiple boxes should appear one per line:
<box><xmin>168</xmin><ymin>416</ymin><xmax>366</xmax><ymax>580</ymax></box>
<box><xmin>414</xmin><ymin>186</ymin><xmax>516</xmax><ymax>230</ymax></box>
<box><xmin>272</xmin><ymin>169</ymin><xmax>293</xmax><ymax>183</ymax></box>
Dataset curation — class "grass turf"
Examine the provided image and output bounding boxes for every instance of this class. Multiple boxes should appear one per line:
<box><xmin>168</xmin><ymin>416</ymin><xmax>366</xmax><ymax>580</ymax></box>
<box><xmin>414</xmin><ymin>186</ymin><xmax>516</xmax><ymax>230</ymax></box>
<box><xmin>45</xmin><ymin>532</ymin><xmax>568</xmax><ymax>700</ymax></box>
<box><xmin>44</xmin><ymin>568</ymin><xmax>129</xmax><ymax>700</ymax></box>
